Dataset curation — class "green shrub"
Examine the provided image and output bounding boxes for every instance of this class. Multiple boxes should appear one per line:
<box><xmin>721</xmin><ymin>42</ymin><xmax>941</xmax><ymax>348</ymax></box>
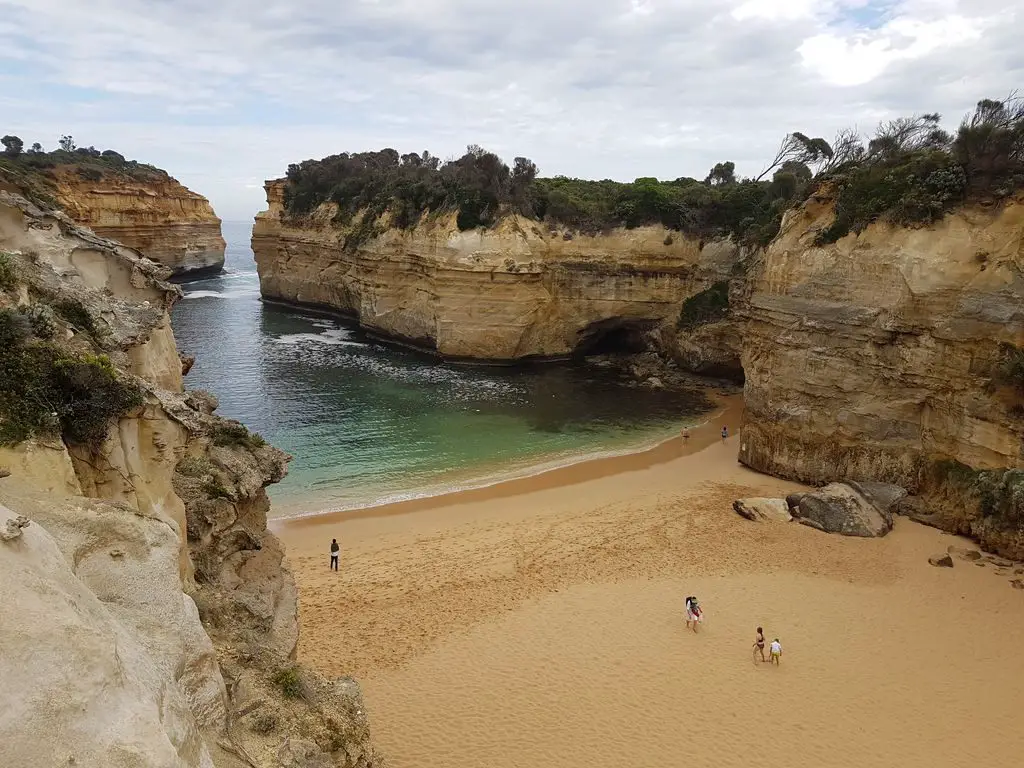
<box><xmin>677</xmin><ymin>282</ymin><xmax>730</xmax><ymax>330</ymax></box>
<box><xmin>202</xmin><ymin>479</ymin><xmax>232</xmax><ymax>500</ymax></box>
<box><xmin>54</xmin><ymin>299</ymin><xmax>97</xmax><ymax>336</ymax></box>
<box><xmin>1000</xmin><ymin>344</ymin><xmax>1024</xmax><ymax>392</ymax></box>
<box><xmin>177</xmin><ymin>455</ymin><xmax>213</xmax><ymax>478</ymax></box>
<box><xmin>272</xmin><ymin>666</ymin><xmax>304</xmax><ymax>699</ymax></box>
<box><xmin>249</xmin><ymin>712</ymin><xmax>278</xmax><ymax>735</ymax></box>
<box><xmin>0</xmin><ymin>251</ymin><xmax>17</xmax><ymax>291</ymax></box>
<box><xmin>211</xmin><ymin>421</ymin><xmax>266</xmax><ymax>450</ymax></box>
<box><xmin>0</xmin><ymin>317</ymin><xmax>144</xmax><ymax>446</ymax></box>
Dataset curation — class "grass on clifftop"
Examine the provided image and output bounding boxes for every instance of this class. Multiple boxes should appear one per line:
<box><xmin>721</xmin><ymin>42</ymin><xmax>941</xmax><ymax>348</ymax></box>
<box><xmin>280</xmin><ymin>92</ymin><xmax>1024</xmax><ymax>250</ymax></box>
<box><xmin>0</xmin><ymin>307</ymin><xmax>144</xmax><ymax>447</ymax></box>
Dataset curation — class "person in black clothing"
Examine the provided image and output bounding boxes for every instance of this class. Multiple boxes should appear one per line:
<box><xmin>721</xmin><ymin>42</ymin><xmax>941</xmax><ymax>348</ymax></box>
<box><xmin>330</xmin><ymin>538</ymin><xmax>340</xmax><ymax>571</ymax></box>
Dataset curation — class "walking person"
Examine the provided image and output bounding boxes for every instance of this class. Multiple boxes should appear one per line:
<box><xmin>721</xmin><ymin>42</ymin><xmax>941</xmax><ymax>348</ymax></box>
<box><xmin>753</xmin><ymin>626</ymin><xmax>766</xmax><ymax>663</ymax></box>
<box><xmin>330</xmin><ymin>538</ymin><xmax>340</xmax><ymax>571</ymax></box>
<box><xmin>721</xmin><ymin>425</ymin><xmax>728</xmax><ymax>441</ymax></box>
<box><xmin>769</xmin><ymin>637</ymin><xmax>783</xmax><ymax>665</ymax></box>
<box><xmin>684</xmin><ymin>596</ymin><xmax>702</xmax><ymax>633</ymax></box>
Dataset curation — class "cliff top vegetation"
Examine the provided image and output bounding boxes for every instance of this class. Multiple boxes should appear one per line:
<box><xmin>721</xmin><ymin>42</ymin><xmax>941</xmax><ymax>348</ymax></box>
<box><xmin>280</xmin><ymin>92</ymin><xmax>1024</xmax><ymax>249</ymax></box>
<box><xmin>0</xmin><ymin>134</ymin><xmax>169</xmax><ymax>206</ymax></box>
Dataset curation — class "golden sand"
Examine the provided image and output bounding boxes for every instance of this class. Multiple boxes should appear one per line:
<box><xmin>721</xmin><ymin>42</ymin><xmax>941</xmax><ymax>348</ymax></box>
<box><xmin>277</xmin><ymin>399</ymin><xmax>1024</xmax><ymax>767</ymax></box>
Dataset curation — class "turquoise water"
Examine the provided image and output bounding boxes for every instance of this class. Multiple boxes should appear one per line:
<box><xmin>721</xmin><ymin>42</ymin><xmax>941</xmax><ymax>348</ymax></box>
<box><xmin>170</xmin><ymin>222</ymin><xmax>714</xmax><ymax>517</ymax></box>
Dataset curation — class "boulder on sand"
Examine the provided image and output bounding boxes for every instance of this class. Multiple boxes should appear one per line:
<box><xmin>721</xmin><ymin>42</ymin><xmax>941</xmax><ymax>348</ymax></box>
<box><xmin>928</xmin><ymin>554</ymin><xmax>954</xmax><ymax>567</ymax></box>
<box><xmin>796</xmin><ymin>482</ymin><xmax>897</xmax><ymax>537</ymax></box>
<box><xmin>785</xmin><ymin>492</ymin><xmax>806</xmax><ymax>510</ymax></box>
<box><xmin>732</xmin><ymin>498</ymin><xmax>792</xmax><ymax>523</ymax></box>
<box><xmin>947</xmin><ymin>545</ymin><xmax>982</xmax><ymax>561</ymax></box>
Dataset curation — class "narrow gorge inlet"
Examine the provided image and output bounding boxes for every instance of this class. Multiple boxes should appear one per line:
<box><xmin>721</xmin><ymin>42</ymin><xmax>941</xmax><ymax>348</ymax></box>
<box><xmin>2</xmin><ymin>10</ymin><xmax>1024</xmax><ymax>768</ymax></box>
<box><xmin>171</xmin><ymin>222</ymin><xmax>717</xmax><ymax>517</ymax></box>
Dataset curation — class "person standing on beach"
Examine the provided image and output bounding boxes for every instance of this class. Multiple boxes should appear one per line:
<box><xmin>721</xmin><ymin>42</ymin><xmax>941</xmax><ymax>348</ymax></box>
<box><xmin>681</xmin><ymin>426</ymin><xmax>690</xmax><ymax>444</ymax></box>
<box><xmin>769</xmin><ymin>638</ymin><xmax>783</xmax><ymax>665</ymax></box>
<box><xmin>721</xmin><ymin>425</ymin><xmax>728</xmax><ymax>441</ymax></box>
<box><xmin>330</xmin><ymin>538</ymin><xmax>340</xmax><ymax>571</ymax></box>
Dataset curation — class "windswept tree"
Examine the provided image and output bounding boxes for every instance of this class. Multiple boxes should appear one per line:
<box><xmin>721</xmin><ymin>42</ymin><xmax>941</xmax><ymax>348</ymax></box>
<box><xmin>704</xmin><ymin>161</ymin><xmax>736</xmax><ymax>186</ymax></box>
<box><xmin>952</xmin><ymin>94</ymin><xmax>1024</xmax><ymax>194</ymax></box>
<box><xmin>2</xmin><ymin>135</ymin><xmax>23</xmax><ymax>157</ymax></box>
<box><xmin>58</xmin><ymin>135</ymin><xmax>76</xmax><ymax>152</ymax></box>
<box><xmin>818</xmin><ymin>128</ymin><xmax>865</xmax><ymax>174</ymax></box>
<box><xmin>867</xmin><ymin>113</ymin><xmax>950</xmax><ymax>158</ymax></box>
<box><xmin>755</xmin><ymin>132</ymin><xmax>833</xmax><ymax>181</ymax></box>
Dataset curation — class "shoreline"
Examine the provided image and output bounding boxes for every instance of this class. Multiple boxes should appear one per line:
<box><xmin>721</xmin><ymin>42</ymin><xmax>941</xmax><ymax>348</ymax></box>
<box><xmin>272</xmin><ymin>392</ymin><xmax>743</xmax><ymax>529</ymax></box>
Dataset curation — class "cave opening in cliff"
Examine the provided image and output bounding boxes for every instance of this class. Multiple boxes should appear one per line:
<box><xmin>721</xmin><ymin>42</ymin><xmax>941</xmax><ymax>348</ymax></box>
<box><xmin>574</xmin><ymin>318</ymin><xmax>654</xmax><ymax>357</ymax></box>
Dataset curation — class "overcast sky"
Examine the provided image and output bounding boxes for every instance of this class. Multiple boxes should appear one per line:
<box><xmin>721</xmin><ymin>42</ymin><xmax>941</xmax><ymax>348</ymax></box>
<box><xmin>1</xmin><ymin>0</ymin><xmax>1021</xmax><ymax>221</ymax></box>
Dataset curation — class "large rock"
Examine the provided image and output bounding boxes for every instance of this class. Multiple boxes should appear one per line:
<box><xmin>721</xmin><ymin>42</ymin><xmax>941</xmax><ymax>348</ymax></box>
<box><xmin>252</xmin><ymin>180</ymin><xmax>741</xmax><ymax>361</ymax></box>
<box><xmin>0</xmin><ymin>502</ymin><xmax>215</xmax><ymax>767</ymax></box>
<box><xmin>732</xmin><ymin>497</ymin><xmax>792</xmax><ymax>522</ymax></box>
<box><xmin>50</xmin><ymin>166</ymin><xmax>226</xmax><ymax>276</ymax></box>
<box><xmin>795</xmin><ymin>482</ymin><xmax>894</xmax><ymax>537</ymax></box>
<box><xmin>739</xmin><ymin>192</ymin><xmax>1024</xmax><ymax>555</ymax></box>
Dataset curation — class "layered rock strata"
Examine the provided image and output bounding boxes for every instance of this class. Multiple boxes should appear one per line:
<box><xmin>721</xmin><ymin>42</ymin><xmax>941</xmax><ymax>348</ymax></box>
<box><xmin>253</xmin><ymin>180</ymin><xmax>741</xmax><ymax>361</ymax></box>
<box><xmin>740</xmin><ymin>192</ymin><xmax>1024</xmax><ymax>557</ymax></box>
<box><xmin>51</xmin><ymin>167</ymin><xmax>226</xmax><ymax>276</ymax></box>
<box><xmin>0</xmin><ymin>191</ymin><xmax>375</xmax><ymax>767</ymax></box>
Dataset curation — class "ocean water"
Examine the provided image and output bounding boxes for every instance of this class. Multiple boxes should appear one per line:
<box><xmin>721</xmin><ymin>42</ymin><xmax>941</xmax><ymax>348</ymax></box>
<box><xmin>170</xmin><ymin>221</ymin><xmax>714</xmax><ymax>517</ymax></box>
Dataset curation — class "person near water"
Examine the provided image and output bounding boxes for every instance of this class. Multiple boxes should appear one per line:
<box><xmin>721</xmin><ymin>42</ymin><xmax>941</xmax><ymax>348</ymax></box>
<box><xmin>684</xmin><ymin>596</ymin><xmax>702</xmax><ymax>632</ymax></box>
<box><xmin>330</xmin><ymin>538</ymin><xmax>340</xmax><ymax>571</ymax></box>
<box><xmin>753</xmin><ymin>626</ymin><xmax>766</xmax><ymax>662</ymax></box>
<box><xmin>681</xmin><ymin>425</ymin><xmax>690</xmax><ymax>444</ymax></box>
<box><xmin>721</xmin><ymin>425</ymin><xmax>728</xmax><ymax>441</ymax></box>
<box><xmin>769</xmin><ymin>637</ymin><xmax>783</xmax><ymax>665</ymax></box>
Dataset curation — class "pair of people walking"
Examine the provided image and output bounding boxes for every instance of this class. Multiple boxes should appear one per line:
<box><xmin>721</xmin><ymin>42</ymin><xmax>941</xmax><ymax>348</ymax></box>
<box><xmin>753</xmin><ymin>626</ymin><xmax>782</xmax><ymax>665</ymax></box>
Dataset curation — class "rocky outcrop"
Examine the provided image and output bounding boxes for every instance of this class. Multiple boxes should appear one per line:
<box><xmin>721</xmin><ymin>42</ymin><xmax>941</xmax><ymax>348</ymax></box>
<box><xmin>791</xmin><ymin>482</ymin><xmax>895</xmax><ymax>537</ymax></box>
<box><xmin>740</xmin><ymin>192</ymin><xmax>1024</xmax><ymax>556</ymax></box>
<box><xmin>253</xmin><ymin>179</ymin><xmax>740</xmax><ymax>361</ymax></box>
<box><xmin>0</xmin><ymin>191</ymin><xmax>376</xmax><ymax>766</ymax></box>
<box><xmin>732</xmin><ymin>497</ymin><xmax>792</xmax><ymax>522</ymax></box>
<box><xmin>50</xmin><ymin>166</ymin><xmax>226</xmax><ymax>276</ymax></box>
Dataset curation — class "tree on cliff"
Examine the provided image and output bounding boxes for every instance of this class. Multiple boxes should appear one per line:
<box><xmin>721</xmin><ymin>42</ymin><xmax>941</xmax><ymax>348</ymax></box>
<box><xmin>704</xmin><ymin>161</ymin><xmax>736</xmax><ymax>186</ymax></box>
<box><xmin>755</xmin><ymin>132</ymin><xmax>833</xmax><ymax>181</ymax></box>
<box><xmin>2</xmin><ymin>135</ymin><xmax>23</xmax><ymax>157</ymax></box>
<box><xmin>58</xmin><ymin>135</ymin><xmax>76</xmax><ymax>152</ymax></box>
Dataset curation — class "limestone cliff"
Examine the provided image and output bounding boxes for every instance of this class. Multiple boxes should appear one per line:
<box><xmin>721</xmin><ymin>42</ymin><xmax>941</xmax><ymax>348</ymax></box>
<box><xmin>50</xmin><ymin>166</ymin><xmax>227</xmax><ymax>276</ymax></box>
<box><xmin>740</xmin><ymin>191</ymin><xmax>1024</xmax><ymax>557</ymax></box>
<box><xmin>253</xmin><ymin>179</ymin><xmax>740</xmax><ymax>361</ymax></box>
<box><xmin>0</xmin><ymin>191</ymin><xmax>376</xmax><ymax>767</ymax></box>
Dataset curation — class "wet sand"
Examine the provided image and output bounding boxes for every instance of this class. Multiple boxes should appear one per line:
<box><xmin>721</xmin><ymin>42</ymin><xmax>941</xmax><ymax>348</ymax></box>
<box><xmin>277</xmin><ymin>404</ymin><xmax>1024</xmax><ymax>768</ymax></box>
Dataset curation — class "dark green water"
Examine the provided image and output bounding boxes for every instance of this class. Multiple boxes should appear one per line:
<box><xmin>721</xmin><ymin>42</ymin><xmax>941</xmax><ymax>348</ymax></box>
<box><xmin>170</xmin><ymin>222</ymin><xmax>713</xmax><ymax>517</ymax></box>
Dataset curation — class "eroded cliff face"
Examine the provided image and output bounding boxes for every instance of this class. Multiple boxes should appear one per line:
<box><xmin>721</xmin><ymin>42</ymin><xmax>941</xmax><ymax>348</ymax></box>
<box><xmin>253</xmin><ymin>180</ymin><xmax>740</xmax><ymax>361</ymax></box>
<box><xmin>740</xmin><ymin>192</ymin><xmax>1024</xmax><ymax>557</ymax></box>
<box><xmin>0</xmin><ymin>192</ymin><xmax>376</xmax><ymax>767</ymax></box>
<box><xmin>51</xmin><ymin>167</ymin><xmax>226</xmax><ymax>276</ymax></box>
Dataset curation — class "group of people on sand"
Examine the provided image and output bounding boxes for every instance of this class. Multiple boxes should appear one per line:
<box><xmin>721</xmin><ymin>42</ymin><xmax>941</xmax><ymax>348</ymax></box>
<box><xmin>679</xmin><ymin>424</ymin><xmax>729</xmax><ymax>444</ymax></box>
<box><xmin>685</xmin><ymin>596</ymin><xmax>783</xmax><ymax>666</ymax></box>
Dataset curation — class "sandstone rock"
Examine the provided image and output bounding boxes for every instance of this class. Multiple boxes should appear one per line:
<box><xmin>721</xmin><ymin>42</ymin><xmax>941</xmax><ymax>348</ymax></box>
<box><xmin>928</xmin><ymin>554</ymin><xmax>954</xmax><ymax>567</ymax></box>
<box><xmin>785</xmin><ymin>492</ymin><xmax>806</xmax><ymax>510</ymax></box>
<box><xmin>732</xmin><ymin>497</ymin><xmax>792</xmax><ymax>522</ymax></box>
<box><xmin>181</xmin><ymin>354</ymin><xmax>196</xmax><ymax>376</ymax></box>
<box><xmin>643</xmin><ymin>376</ymin><xmax>665</xmax><ymax>389</ymax></box>
<box><xmin>0</xmin><ymin>514</ymin><xmax>29</xmax><ymax>541</ymax></box>
<box><xmin>277</xmin><ymin>737</ymin><xmax>333</xmax><ymax>768</ymax></box>
<box><xmin>947</xmin><ymin>545</ymin><xmax>983</xmax><ymax>561</ymax></box>
<box><xmin>253</xmin><ymin>180</ymin><xmax>741</xmax><ymax>361</ymax></box>
<box><xmin>796</xmin><ymin>483</ymin><xmax>893</xmax><ymax>537</ymax></box>
<box><xmin>0</xmin><ymin>502</ymin><xmax>214</xmax><ymax>768</ymax></box>
<box><xmin>50</xmin><ymin>167</ymin><xmax>226</xmax><ymax>276</ymax></box>
<box><xmin>739</xmin><ymin>192</ymin><xmax>1024</xmax><ymax>557</ymax></box>
<box><xmin>1011</xmin><ymin>579</ymin><xmax>1024</xmax><ymax>589</ymax></box>
<box><xmin>0</xmin><ymin>467</ymin><xmax>10</xmax><ymax>479</ymax></box>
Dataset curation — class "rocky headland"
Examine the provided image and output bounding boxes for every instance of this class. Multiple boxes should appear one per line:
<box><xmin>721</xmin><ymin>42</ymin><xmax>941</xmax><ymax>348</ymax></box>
<box><xmin>0</xmin><ymin>187</ymin><xmax>375</xmax><ymax>767</ymax></box>
<box><xmin>0</xmin><ymin>140</ymin><xmax>226</xmax><ymax>276</ymax></box>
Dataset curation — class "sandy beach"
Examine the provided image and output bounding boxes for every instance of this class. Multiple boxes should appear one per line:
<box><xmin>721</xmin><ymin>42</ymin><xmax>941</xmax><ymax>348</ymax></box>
<box><xmin>276</xmin><ymin>401</ymin><xmax>1024</xmax><ymax>768</ymax></box>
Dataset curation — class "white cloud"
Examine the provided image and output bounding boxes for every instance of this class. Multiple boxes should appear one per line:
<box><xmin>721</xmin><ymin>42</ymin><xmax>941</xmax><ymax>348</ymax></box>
<box><xmin>0</xmin><ymin>0</ymin><xmax>1019</xmax><ymax>220</ymax></box>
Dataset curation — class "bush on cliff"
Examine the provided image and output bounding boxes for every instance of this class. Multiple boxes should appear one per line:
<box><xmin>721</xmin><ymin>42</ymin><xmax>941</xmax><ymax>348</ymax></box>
<box><xmin>676</xmin><ymin>281</ymin><xmax>731</xmax><ymax>330</ymax></box>
<box><xmin>0</xmin><ymin>308</ymin><xmax>144</xmax><ymax>446</ymax></box>
<box><xmin>282</xmin><ymin>147</ymin><xmax>805</xmax><ymax>247</ymax></box>
<box><xmin>814</xmin><ymin>96</ymin><xmax>1024</xmax><ymax>244</ymax></box>
<box><xmin>0</xmin><ymin>250</ymin><xmax>17</xmax><ymax>291</ymax></box>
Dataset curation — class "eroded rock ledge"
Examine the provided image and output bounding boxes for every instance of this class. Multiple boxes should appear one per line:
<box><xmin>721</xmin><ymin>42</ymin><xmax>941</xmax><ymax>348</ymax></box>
<box><xmin>253</xmin><ymin>179</ymin><xmax>741</xmax><ymax>362</ymax></box>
